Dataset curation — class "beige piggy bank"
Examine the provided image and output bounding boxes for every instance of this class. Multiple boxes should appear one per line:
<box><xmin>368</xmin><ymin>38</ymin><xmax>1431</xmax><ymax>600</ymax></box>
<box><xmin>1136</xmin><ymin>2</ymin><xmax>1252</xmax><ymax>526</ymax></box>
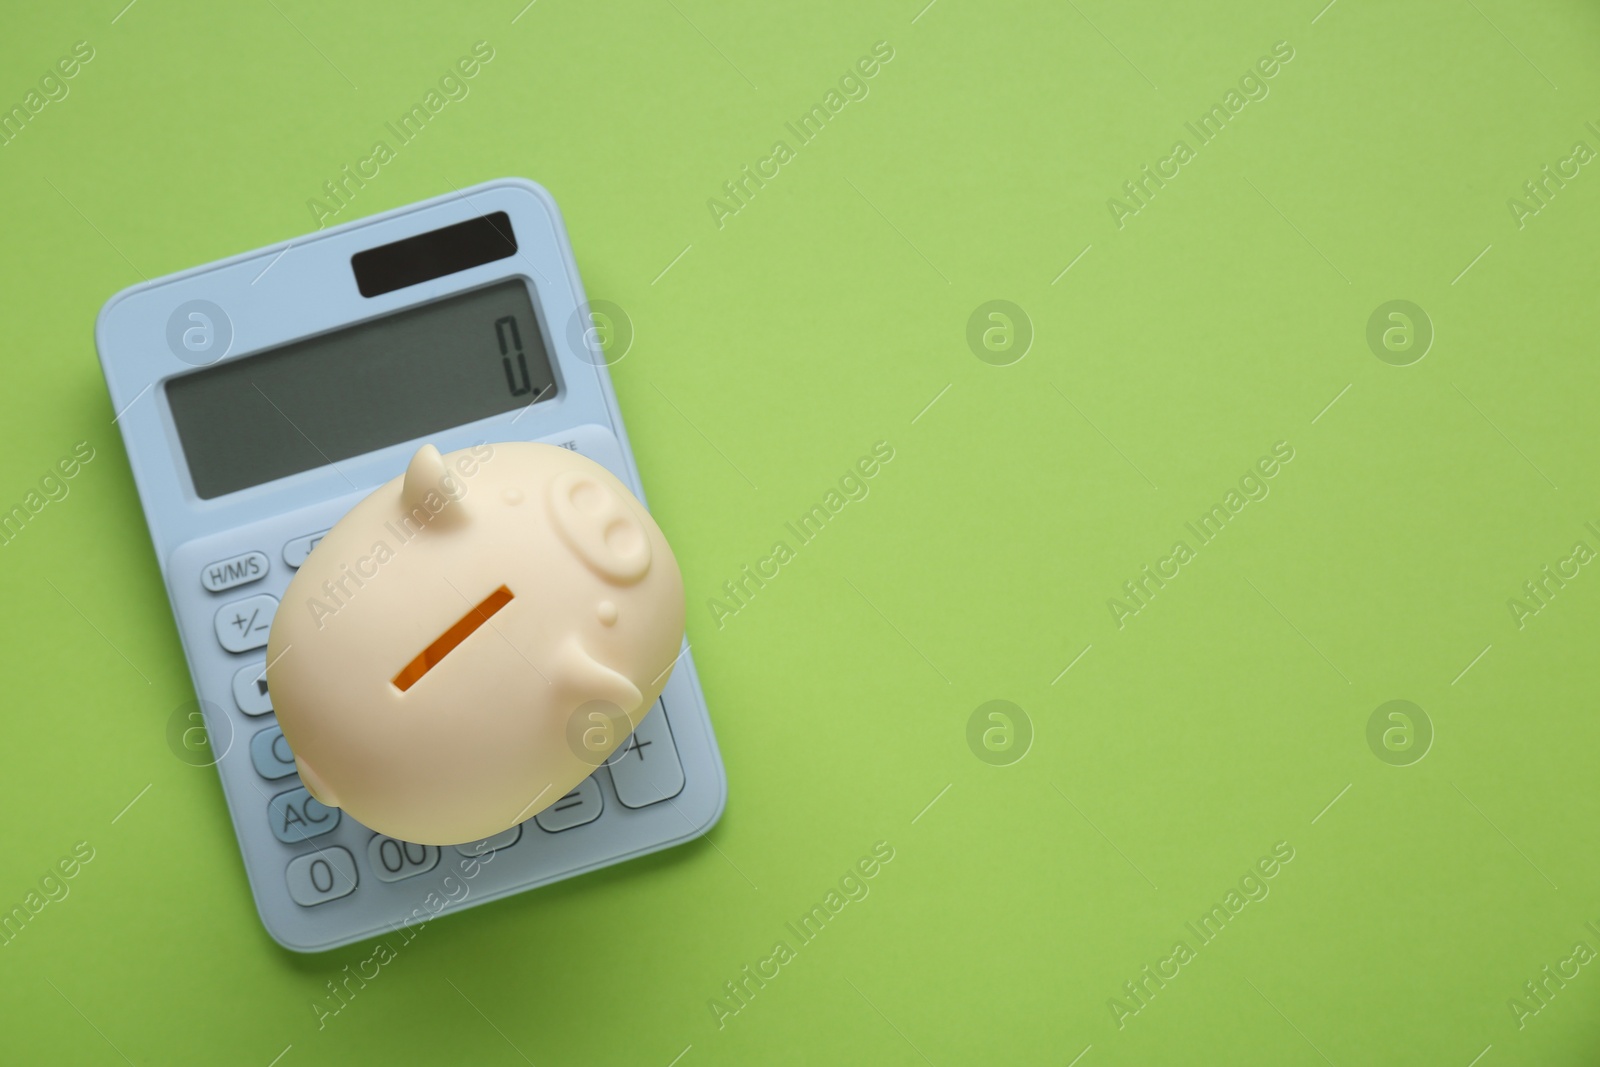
<box><xmin>266</xmin><ymin>442</ymin><xmax>685</xmax><ymax>845</ymax></box>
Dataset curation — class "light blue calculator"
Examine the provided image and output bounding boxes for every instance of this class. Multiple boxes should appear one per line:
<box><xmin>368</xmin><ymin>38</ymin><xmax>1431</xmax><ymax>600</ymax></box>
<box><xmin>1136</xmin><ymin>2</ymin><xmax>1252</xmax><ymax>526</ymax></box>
<box><xmin>96</xmin><ymin>179</ymin><xmax>727</xmax><ymax>952</ymax></box>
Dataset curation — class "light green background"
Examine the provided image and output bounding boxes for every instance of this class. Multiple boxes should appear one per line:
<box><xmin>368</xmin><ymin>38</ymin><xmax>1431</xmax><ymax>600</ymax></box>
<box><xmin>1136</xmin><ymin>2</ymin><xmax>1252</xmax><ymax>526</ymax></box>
<box><xmin>2</xmin><ymin>1</ymin><xmax>1598</xmax><ymax>1063</ymax></box>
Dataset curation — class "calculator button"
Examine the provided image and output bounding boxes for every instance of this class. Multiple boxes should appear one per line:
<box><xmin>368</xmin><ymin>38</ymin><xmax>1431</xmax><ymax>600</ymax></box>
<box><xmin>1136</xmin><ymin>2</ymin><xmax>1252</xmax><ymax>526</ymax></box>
<box><xmin>249</xmin><ymin>727</ymin><xmax>297</xmax><ymax>780</ymax></box>
<box><xmin>535</xmin><ymin>776</ymin><xmax>603</xmax><ymax>833</ymax></box>
<box><xmin>285</xmin><ymin>847</ymin><xmax>358</xmax><ymax>907</ymax></box>
<box><xmin>268</xmin><ymin>786</ymin><xmax>340</xmax><ymax>843</ymax></box>
<box><xmin>214</xmin><ymin>594</ymin><xmax>277</xmax><ymax>653</ymax></box>
<box><xmin>232</xmin><ymin>661</ymin><xmax>274</xmax><ymax>715</ymax></box>
<box><xmin>283</xmin><ymin>530</ymin><xmax>329</xmax><ymax>569</ymax></box>
<box><xmin>606</xmin><ymin>703</ymin><xmax>685</xmax><ymax>809</ymax></box>
<box><xmin>367</xmin><ymin>836</ymin><xmax>441</xmax><ymax>883</ymax></box>
<box><xmin>200</xmin><ymin>550</ymin><xmax>269</xmax><ymax>593</ymax></box>
<box><xmin>453</xmin><ymin>825</ymin><xmax>521</xmax><ymax>858</ymax></box>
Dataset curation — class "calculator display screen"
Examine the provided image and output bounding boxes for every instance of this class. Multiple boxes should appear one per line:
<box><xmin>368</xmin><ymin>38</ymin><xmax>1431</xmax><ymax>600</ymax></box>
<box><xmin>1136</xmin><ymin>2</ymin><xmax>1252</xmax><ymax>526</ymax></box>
<box><xmin>166</xmin><ymin>280</ymin><xmax>556</xmax><ymax>499</ymax></box>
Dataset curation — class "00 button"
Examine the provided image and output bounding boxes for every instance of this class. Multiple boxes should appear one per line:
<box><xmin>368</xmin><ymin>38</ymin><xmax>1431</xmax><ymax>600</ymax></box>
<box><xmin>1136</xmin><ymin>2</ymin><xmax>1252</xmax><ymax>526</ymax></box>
<box><xmin>367</xmin><ymin>836</ymin><xmax>440</xmax><ymax>883</ymax></box>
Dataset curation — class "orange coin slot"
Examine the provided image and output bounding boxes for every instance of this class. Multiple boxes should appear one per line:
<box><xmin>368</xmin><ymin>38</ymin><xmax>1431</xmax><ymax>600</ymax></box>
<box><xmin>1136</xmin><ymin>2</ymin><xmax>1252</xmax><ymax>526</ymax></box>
<box><xmin>392</xmin><ymin>584</ymin><xmax>515</xmax><ymax>692</ymax></box>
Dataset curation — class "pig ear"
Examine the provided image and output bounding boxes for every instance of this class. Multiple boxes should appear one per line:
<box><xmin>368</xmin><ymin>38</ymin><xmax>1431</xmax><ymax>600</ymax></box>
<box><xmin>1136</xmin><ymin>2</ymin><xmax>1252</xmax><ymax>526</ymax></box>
<box><xmin>400</xmin><ymin>445</ymin><xmax>468</xmax><ymax>525</ymax></box>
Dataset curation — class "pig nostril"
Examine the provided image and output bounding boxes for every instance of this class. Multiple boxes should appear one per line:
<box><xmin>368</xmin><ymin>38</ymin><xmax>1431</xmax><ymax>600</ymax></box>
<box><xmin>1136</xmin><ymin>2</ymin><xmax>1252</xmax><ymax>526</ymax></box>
<box><xmin>604</xmin><ymin>518</ymin><xmax>643</xmax><ymax>558</ymax></box>
<box><xmin>570</xmin><ymin>480</ymin><xmax>605</xmax><ymax>514</ymax></box>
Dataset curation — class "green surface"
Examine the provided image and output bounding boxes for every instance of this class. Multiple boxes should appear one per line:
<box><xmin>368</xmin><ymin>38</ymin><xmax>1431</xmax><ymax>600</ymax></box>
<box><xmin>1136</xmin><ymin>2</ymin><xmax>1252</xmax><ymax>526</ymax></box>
<box><xmin>2</xmin><ymin>0</ymin><xmax>1598</xmax><ymax>1063</ymax></box>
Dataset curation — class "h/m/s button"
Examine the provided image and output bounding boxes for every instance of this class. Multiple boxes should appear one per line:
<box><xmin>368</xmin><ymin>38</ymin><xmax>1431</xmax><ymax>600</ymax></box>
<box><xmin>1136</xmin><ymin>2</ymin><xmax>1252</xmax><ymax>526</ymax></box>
<box><xmin>201</xmin><ymin>550</ymin><xmax>269</xmax><ymax>593</ymax></box>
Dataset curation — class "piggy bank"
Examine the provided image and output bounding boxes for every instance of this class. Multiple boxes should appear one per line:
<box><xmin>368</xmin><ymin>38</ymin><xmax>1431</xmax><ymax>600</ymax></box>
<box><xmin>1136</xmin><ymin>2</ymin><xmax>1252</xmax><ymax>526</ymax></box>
<box><xmin>266</xmin><ymin>442</ymin><xmax>685</xmax><ymax>845</ymax></box>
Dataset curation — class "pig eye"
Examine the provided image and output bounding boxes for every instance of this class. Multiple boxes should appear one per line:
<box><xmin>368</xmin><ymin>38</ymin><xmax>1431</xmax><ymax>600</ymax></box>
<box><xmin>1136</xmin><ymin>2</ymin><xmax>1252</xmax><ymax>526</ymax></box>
<box><xmin>547</xmin><ymin>471</ymin><xmax>651</xmax><ymax>584</ymax></box>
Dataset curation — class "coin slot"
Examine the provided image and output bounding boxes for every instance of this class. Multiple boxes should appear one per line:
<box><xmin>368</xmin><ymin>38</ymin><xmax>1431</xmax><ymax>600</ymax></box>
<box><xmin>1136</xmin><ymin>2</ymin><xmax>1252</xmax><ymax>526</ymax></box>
<box><xmin>392</xmin><ymin>585</ymin><xmax>515</xmax><ymax>692</ymax></box>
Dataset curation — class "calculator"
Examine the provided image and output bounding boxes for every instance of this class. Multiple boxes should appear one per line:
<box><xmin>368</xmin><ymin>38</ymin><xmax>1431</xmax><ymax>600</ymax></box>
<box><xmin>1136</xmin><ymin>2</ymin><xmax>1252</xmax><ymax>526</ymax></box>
<box><xmin>95</xmin><ymin>178</ymin><xmax>727</xmax><ymax>952</ymax></box>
